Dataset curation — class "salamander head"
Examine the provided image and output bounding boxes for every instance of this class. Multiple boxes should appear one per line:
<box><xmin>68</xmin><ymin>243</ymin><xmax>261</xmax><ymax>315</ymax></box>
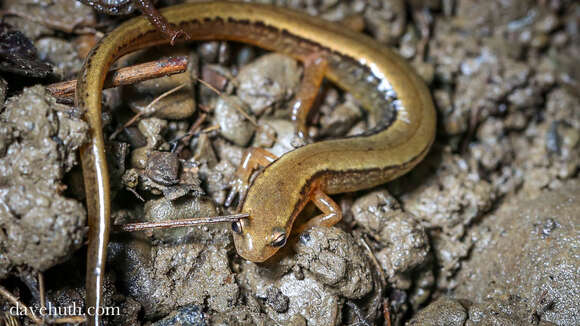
<box><xmin>231</xmin><ymin>206</ymin><xmax>290</xmax><ymax>262</ymax></box>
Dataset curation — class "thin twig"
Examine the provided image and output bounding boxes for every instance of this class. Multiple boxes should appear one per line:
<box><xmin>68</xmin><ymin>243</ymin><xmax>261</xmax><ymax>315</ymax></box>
<box><xmin>108</xmin><ymin>83</ymin><xmax>187</xmax><ymax>140</ymax></box>
<box><xmin>383</xmin><ymin>298</ymin><xmax>392</xmax><ymax>326</ymax></box>
<box><xmin>38</xmin><ymin>273</ymin><xmax>45</xmax><ymax>313</ymax></box>
<box><xmin>0</xmin><ymin>285</ymin><xmax>43</xmax><ymax>325</ymax></box>
<box><xmin>126</xmin><ymin>187</ymin><xmax>145</xmax><ymax>202</ymax></box>
<box><xmin>197</xmin><ymin>76</ymin><xmax>290</xmax><ymax>150</ymax></box>
<box><xmin>117</xmin><ymin>213</ymin><xmax>249</xmax><ymax>232</ymax></box>
<box><xmin>202</xmin><ymin>125</ymin><xmax>220</xmax><ymax>133</ymax></box>
<box><xmin>174</xmin><ymin>112</ymin><xmax>207</xmax><ymax>154</ymax></box>
<box><xmin>359</xmin><ymin>236</ymin><xmax>387</xmax><ymax>288</ymax></box>
<box><xmin>47</xmin><ymin>316</ymin><xmax>87</xmax><ymax>324</ymax></box>
<box><xmin>197</xmin><ymin>78</ymin><xmax>258</xmax><ymax>127</ymax></box>
<box><xmin>46</xmin><ymin>56</ymin><xmax>189</xmax><ymax>100</ymax></box>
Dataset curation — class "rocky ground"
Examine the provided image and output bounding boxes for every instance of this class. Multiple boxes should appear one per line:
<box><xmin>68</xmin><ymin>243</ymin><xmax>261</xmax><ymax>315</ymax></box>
<box><xmin>0</xmin><ymin>0</ymin><xmax>578</xmax><ymax>325</ymax></box>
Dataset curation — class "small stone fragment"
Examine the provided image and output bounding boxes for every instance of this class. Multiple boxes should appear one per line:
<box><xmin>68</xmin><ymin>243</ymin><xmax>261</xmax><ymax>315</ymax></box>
<box><xmin>407</xmin><ymin>297</ymin><xmax>467</xmax><ymax>326</ymax></box>
<box><xmin>236</xmin><ymin>53</ymin><xmax>301</xmax><ymax>115</ymax></box>
<box><xmin>146</xmin><ymin>151</ymin><xmax>180</xmax><ymax>186</ymax></box>
<box><xmin>215</xmin><ymin>95</ymin><xmax>256</xmax><ymax>146</ymax></box>
<box><xmin>294</xmin><ymin>227</ymin><xmax>373</xmax><ymax>299</ymax></box>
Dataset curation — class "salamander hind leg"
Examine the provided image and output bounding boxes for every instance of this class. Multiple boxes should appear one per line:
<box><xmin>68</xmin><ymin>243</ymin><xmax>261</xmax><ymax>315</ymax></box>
<box><xmin>294</xmin><ymin>188</ymin><xmax>342</xmax><ymax>234</ymax></box>
<box><xmin>291</xmin><ymin>53</ymin><xmax>328</xmax><ymax>138</ymax></box>
<box><xmin>225</xmin><ymin>148</ymin><xmax>277</xmax><ymax>208</ymax></box>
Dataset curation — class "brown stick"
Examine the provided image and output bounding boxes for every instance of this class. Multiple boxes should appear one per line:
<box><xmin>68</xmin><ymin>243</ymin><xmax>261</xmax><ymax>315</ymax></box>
<box><xmin>117</xmin><ymin>213</ymin><xmax>249</xmax><ymax>232</ymax></box>
<box><xmin>0</xmin><ymin>285</ymin><xmax>43</xmax><ymax>324</ymax></box>
<box><xmin>174</xmin><ymin>112</ymin><xmax>207</xmax><ymax>154</ymax></box>
<box><xmin>108</xmin><ymin>83</ymin><xmax>187</xmax><ymax>140</ymax></box>
<box><xmin>38</xmin><ymin>273</ymin><xmax>46</xmax><ymax>314</ymax></box>
<box><xmin>48</xmin><ymin>316</ymin><xmax>87</xmax><ymax>324</ymax></box>
<box><xmin>46</xmin><ymin>56</ymin><xmax>188</xmax><ymax>100</ymax></box>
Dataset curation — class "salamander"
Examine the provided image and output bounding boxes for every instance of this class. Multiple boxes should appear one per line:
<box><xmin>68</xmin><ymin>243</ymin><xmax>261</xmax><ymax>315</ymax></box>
<box><xmin>75</xmin><ymin>2</ymin><xmax>436</xmax><ymax>325</ymax></box>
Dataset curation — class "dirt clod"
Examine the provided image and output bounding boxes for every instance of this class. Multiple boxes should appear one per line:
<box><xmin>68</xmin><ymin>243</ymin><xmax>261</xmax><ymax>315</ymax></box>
<box><xmin>0</xmin><ymin>86</ymin><xmax>87</xmax><ymax>276</ymax></box>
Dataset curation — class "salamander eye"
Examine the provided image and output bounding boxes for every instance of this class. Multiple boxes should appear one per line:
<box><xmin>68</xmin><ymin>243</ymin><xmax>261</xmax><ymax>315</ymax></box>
<box><xmin>270</xmin><ymin>232</ymin><xmax>287</xmax><ymax>247</ymax></box>
<box><xmin>231</xmin><ymin>221</ymin><xmax>243</xmax><ymax>234</ymax></box>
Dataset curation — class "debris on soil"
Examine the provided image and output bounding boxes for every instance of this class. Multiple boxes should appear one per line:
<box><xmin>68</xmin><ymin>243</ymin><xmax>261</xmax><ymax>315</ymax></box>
<box><xmin>0</xmin><ymin>78</ymin><xmax>7</xmax><ymax>104</ymax></box>
<box><xmin>0</xmin><ymin>23</ymin><xmax>53</xmax><ymax>77</ymax></box>
<box><xmin>239</xmin><ymin>258</ymin><xmax>343</xmax><ymax>326</ymax></box>
<box><xmin>408</xmin><ymin>296</ymin><xmax>558</xmax><ymax>326</ymax></box>
<box><xmin>351</xmin><ymin>190</ymin><xmax>430</xmax><ymax>282</ymax></box>
<box><xmin>150</xmin><ymin>304</ymin><xmax>207</xmax><ymax>326</ymax></box>
<box><xmin>294</xmin><ymin>227</ymin><xmax>373</xmax><ymax>300</ymax></box>
<box><xmin>2</xmin><ymin>0</ymin><xmax>95</xmax><ymax>78</ymax></box>
<box><xmin>126</xmin><ymin>56</ymin><xmax>198</xmax><ymax>120</ymax></box>
<box><xmin>236</xmin><ymin>53</ymin><xmax>301</xmax><ymax>116</ymax></box>
<box><xmin>109</xmin><ymin>238</ymin><xmax>238</xmax><ymax>319</ymax></box>
<box><xmin>452</xmin><ymin>180</ymin><xmax>580</xmax><ymax>326</ymax></box>
<box><xmin>215</xmin><ymin>96</ymin><xmax>256</xmax><ymax>146</ymax></box>
<box><xmin>0</xmin><ymin>86</ymin><xmax>87</xmax><ymax>277</ymax></box>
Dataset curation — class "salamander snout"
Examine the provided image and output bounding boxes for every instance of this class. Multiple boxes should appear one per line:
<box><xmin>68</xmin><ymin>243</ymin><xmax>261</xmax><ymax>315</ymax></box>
<box><xmin>231</xmin><ymin>218</ymin><xmax>287</xmax><ymax>262</ymax></box>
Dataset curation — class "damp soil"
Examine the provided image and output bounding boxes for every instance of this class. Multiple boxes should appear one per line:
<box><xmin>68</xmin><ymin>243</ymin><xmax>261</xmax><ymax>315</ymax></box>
<box><xmin>0</xmin><ymin>0</ymin><xmax>578</xmax><ymax>325</ymax></box>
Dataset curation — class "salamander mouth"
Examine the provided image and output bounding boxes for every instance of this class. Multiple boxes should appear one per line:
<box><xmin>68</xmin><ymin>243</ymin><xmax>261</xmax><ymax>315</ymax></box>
<box><xmin>232</xmin><ymin>232</ymin><xmax>276</xmax><ymax>263</ymax></box>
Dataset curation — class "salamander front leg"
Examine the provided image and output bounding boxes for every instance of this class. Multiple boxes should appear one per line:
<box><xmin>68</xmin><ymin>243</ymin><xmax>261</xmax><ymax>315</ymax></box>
<box><xmin>291</xmin><ymin>54</ymin><xmax>328</xmax><ymax>138</ymax></box>
<box><xmin>295</xmin><ymin>188</ymin><xmax>342</xmax><ymax>234</ymax></box>
<box><xmin>225</xmin><ymin>148</ymin><xmax>277</xmax><ymax>208</ymax></box>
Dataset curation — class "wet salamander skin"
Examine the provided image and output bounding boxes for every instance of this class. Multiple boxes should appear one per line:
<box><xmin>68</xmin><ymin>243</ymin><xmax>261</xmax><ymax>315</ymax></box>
<box><xmin>76</xmin><ymin>2</ymin><xmax>436</xmax><ymax>324</ymax></box>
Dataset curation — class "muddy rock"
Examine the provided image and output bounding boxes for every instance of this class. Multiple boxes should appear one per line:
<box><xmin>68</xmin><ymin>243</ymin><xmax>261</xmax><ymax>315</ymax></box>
<box><xmin>408</xmin><ymin>297</ymin><xmax>467</xmax><ymax>326</ymax></box>
<box><xmin>3</xmin><ymin>0</ymin><xmax>95</xmax><ymax>39</ymax></box>
<box><xmin>318</xmin><ymin>101</ymin><xmax>363</xmax><ymax>137</ymax></box>
<box><xmin>254</xmin><ymin>118</ymin><xmax>297</xmax><ymax>157</ymax></box>
<box><xmin>198</xmin><ymin>159</ymin><xmax>236</xmax><ymax>206</ymax></box>
<box><xmin>0</xmin><ymin>78</ymin><xmax>6</xmax><ymax>105</ymax></box>
<box><xmin>213</xmin><ymin>138</ymin><xmax>244</xmax><ymax>167</ymax></box>
<box><xmin>239</xmin><ymin>261</ymin><xmax>342</xmax><ymax>326</ymax></box>
<box><xmin>128</xmin><ymin>66</ymin><xmax>197</xmax><ymax>120</ymax></box>
<box><xmin>110</xmin><ymin>239</ymin><xmax>238</xmax><ymax>319</ymax></box>
<box><xmin>409</xmin><ymin>296</ymin><xmax>559</xmax><ymax>325</ymax></box>
<box><xmin>110</xmin><ymin>296</ymin><xmax>142</xmax><ymax>326</ymax></box>
<box><xmin>252</xmin><ymin>120</ymin><xmax>277</xmax><ymax>148</ymax></box>
<box><xmin>130</xmin><ymin>118</ymin><xmax>169</xmax><ymax>169</ymax></box>
<box><xmin>514</xmin><ymin>87</ymin><xmax>580</xmax><ymax>197</ymax></box>
<box><xmin>215</xmin><ymin>95</ymin><xmax>256</xmax><ymax>146</ymax></box>
<box><xmin>2</xmin><ymin>0</ymin><xmax>91</xmax><ymax>78</ymax></box>
<box><xmin>401</xmin><ymin>151</ymin><xmax>496</xmax><ymax>238</ymax></box>
<box><xmin>210</xmin><ymin>305</ymin><xmax>275</xmax><ymax>326</ymax></box>
<box><xmin>364</xmin><ymin>0</ymin><xmax>407</xmax><ymax>45</ymax></box>
<box><xmin>150</xmin><ymin>305</ymin><xmax>207</xmax><ymax>326</ymax></box>
<box><xmin>452</xmin><ymin>180</ymin><xmax>580</xmax><ymax>325</ymax></box>
<box><xmin>294</xmin><ymin>227</ymin><xmax>373</xmax><ymax>299</ymax></box>
<box><xmin>395</xmin><ymin>150</ymin><xmax>496</xmax><ymax>288</ymax></box>
<box><xmin>138</xmin><ymin>117</ymin><xmax>168</xmax><ymax>149</ymax></box>
<box><xmin>456</xmin><ymin>0</ymin><xmax>535</xmax><ymax>32</ymax></box>
<box><xmin>236</xmin><ymin>53</ymin><xmax>301</xmax><ymax>115</ymax></box>
<box><xmin>351</xmin><ymin>190</ymin><xmax>430</xmax><ymax>280</ymax></box>
<box><xmin>35</xmin><ymin>36</ymin><xmax>83</xmax><ymax>79</ymax></box>
<box><xmin>0</xmin><ymin>86</ymin><xmax>87</xmax><ymax>276</ymax></box>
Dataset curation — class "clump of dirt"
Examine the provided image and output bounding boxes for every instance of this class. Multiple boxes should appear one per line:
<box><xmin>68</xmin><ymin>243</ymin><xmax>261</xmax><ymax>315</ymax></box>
<box><xmin>408</xmin><ymin>296</ymin><xmax>559</xmax><ymax>325</ymax></box>
<box><xmin>3</xmin><ymin>0</ymin><xmax>94</xmax><ymax>79</ymax></box>
<box><xmin>409</xmin><ymin>182</ymin><xmax>580</xmax><ymax>325</ymax></box>
<box><xmin>452</xmin><ymin>180</ymin><xmax>579</xmax><ymax>325</ymax></box>
<box><xmin>0</xmin><ymin>86</ymin><xmax>87</xmax><ymax>277</ymax></box>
